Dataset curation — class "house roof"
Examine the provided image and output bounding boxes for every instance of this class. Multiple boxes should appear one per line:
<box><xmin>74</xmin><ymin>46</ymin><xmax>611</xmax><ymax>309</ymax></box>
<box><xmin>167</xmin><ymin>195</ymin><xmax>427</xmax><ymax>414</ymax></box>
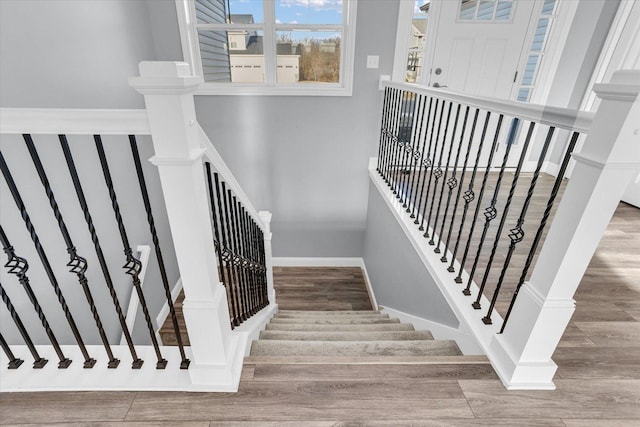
<box><xmin>229</xmin><ymin>14</ymin><xmax>255</xmax><ymax>24</ymax></box>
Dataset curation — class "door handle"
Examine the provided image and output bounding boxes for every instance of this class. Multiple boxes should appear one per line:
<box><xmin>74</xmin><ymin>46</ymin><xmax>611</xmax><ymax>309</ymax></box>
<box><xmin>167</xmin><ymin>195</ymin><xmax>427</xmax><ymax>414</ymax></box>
<box><xmin>433</xmin><ymin>82</ymin><xmax>448</xmax><ymax>88</ymax></box>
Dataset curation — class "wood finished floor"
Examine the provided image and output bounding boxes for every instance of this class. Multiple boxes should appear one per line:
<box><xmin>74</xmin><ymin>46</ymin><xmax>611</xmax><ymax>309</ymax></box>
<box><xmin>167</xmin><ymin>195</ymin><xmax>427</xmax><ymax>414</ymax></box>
<box><xmin>2</xmin><ymin>204</ymin><xmax>639</xmax><ymax>425</ymax></box>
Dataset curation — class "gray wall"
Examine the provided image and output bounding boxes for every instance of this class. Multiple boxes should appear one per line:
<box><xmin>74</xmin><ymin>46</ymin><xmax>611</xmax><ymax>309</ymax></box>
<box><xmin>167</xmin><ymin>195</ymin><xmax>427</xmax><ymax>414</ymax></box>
<box><xmin>363</xmin><ymin>182</ymin><xmax>460</xmax><ymax>328</ymax></box>
<box><xmin>0</xmin><ymin>0</ymin><xmax>180</xmax><ymax>346</ymax></box>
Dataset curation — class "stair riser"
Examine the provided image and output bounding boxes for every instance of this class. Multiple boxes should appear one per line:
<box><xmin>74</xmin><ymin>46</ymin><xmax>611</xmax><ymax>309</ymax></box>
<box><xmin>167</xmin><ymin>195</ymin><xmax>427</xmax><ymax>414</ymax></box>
<box><xmin>265</xmin><ymin>324</ymin><xmax>416</xmax><ymax>332</ymax></box>
<box><xmin>269</xmin><ymin>318</ymin><xmax>401</xmax><ymax>325</ymax></box>
<box><xmin>259</xmin><ymin>331</ymin><xmax>434</xmax><ymax>341</ymax></box>
<box><xmin>250</xmin><ymin>340</ymin><xmax>462</xmax><ymax>357</ymax></box>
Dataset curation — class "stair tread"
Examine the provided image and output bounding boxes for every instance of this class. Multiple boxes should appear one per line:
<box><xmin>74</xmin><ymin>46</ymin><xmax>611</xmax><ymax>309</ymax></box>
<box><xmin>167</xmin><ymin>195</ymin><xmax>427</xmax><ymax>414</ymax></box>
<box><xmin>244</xmin><ymin>355</ymin><xmax>489</xmax><ymax>365</ymax></box>
<box><xmin>278</xmin><ymin>310</ymin><xmax>380</xmax><ymax>314</ymax></box>
<box><xmin>274</xmin><ymin>313</ymin><xmax>389</xmax><ymax>319</ymax></box>
<box><xmin>269</xmin><ymin>318</ymin><xmax>401</xmax><ymax>325</ymax></box>
<box><xmin>250</xmin><ymin>339</ymin><xmax>462</xmax><ymax>357</ymax></box>
<box><xmin>259</xmin><ymin>330</ymin><xmax>434</xmax><ymax>341</ymax></box>
<box><xmin>265</xmin><ymin>323</ymin><xmax>416</xmax><ymax>332</ymax></box>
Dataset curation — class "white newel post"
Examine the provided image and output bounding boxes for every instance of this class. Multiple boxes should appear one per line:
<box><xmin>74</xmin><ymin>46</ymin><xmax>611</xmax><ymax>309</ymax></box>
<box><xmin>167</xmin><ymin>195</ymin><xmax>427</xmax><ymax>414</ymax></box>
<box><xmin>129</xmin><ymin>62</ymin><xmax>239</xmax><ymax>389</ymax></box>
<box><xmin>258</xmin><ymin>211</ymin><xmax>276</xmax><ymax>303</ymax></box>
<box><xmin>489</xmin><ymin>70</ymin><xmax>640</xmax><ymax>389</ymax></box>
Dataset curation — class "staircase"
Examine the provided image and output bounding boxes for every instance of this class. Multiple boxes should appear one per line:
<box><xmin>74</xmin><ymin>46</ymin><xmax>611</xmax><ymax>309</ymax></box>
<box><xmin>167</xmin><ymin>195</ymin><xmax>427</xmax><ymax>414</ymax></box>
<box><xmin>248</xmin><ymin>310</ymin><xmax>463</xmax><ymax>361</ymax></box>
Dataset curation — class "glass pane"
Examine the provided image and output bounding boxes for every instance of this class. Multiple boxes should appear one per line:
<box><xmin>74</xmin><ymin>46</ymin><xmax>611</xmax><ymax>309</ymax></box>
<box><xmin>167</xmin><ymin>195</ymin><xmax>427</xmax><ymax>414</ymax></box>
<box><xmin>276</xmin><ymin>31</ymin><xmax>341</xmax><ymax>83</ymax></box>
<box><xmin>542</xmin><ymin>0</ymin><xmax>556</xmax><ymax>16</ymax></box>
<box><xmin>517</xmin><ymin>87</ymin><xmax>531</xmax><ymax>102</ymax></box>
<box><xmin>405</xmin><ymin>16</ymin><xmax>428</xmax><ymax>83</ymax></box>
<box><xmin>459</xmin><ymin>0</ymin><xmax>477</xmax><ymax>20</ymax></box>
<box><xmin>521</xmin><ymin>54</ymin><xmax>540</xmax><ymax>86</ymax></box>
<box><xmin>275</xmin><ymin>0</ymin><xmax>343</xmax><ymax>25</ymax></box>
<box><xmin>530</xmin><ymin>18</ymin><xmax>550</xmax><ymax>51</ymax></box>
<box><xmin>198</xmin><ymin>30</ymin><xmax>265</xmax><ymax>83</ymax></box>
<box><xmin>495</xmin><ymin>0</ymin><xmax>512</xmax><ymax>20</ymax></box>
<box><xmin>196</xmin><ymin>0</ymin><xmax>263</xmax><ymax>24</ymax></box>
<box><xmin>477</xmin><ymin>0</ymin><xmax>496</xmax><ymax>20</ymax></box>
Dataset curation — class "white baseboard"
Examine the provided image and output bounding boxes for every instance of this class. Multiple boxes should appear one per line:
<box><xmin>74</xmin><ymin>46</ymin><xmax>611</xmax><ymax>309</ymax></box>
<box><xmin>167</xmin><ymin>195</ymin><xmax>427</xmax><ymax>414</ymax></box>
<box><xmin>272</xmin><ymin>257</ymin><xmax>363</xmax><ymax>267</ymax></box>
<box><xmin>359</xmin><ymin>259</ymin><xmax>379</xmax><ymax>311</ymax></box>
<box><xmin>379</xmin><ymin>306</ymin><xmax>483</xmax><ymax>355</ymax></box>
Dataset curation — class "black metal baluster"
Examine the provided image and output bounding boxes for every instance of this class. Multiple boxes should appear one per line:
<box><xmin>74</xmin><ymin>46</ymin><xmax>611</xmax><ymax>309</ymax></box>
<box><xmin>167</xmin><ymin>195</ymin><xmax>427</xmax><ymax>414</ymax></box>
<box><xmin>251</xmin><ymin>218</ymin><xmax>264</xmax><ymax>309</ymax></box>
<box><xmin>436</xmin><ymin>106</ymin><xmax>471</xmax><ymax>258</ymax></box>
<box><xmin>377</xmin><ymin>87</ymin><xmax>391</xmax><ymax>176</ymax></box>
<box><xmin>456</xmin><ymin>114</ymin><xmax>504</xmax><ymax>288</ymax></box>
<box><xmin>257</xmin><ymin>221</ymin><xmax>268</xmax><ymax>308</ymax></box>
<box><xmin>380</xmin><ymin>88</ymin><xmax>397</xmax><ymax>184</ymax></box>
<box><xmin>419</xmin><ymin>101</ymin><xmax>451</xmax><ymax>238</ymax></box>
<box><xmin>24</xmin><ymin>135</ymin><xmax>112</xmax><ymax>368</ymax></box>
<box><xmin>419</xmin><ymin>99</ymin><xmax>445</xmax><ymax>231</ymax></box>
<box><xmin>407</xmin><ymin>95</ymin><xmax>428</xmax><ymax>216</ymax></box>
<box><xmin>398</xmin><ymin>92</ymin><xmax>418</xmax><ymax>205</ymax></box>
<box><xmin>390</xmin><ymin>90</ymin><xmax>410</xmax><ymax>194</ymax></box>
<box><xmin>0</xmin><ymin>151</ymin><xmax>81</xmax><ymax>368</ymax></box>
<box><xmin>94</xmin><ymin>135</ymin><xmax>167</xmax><ymax>369</ymax></box>
<box><xmin>213</xmin><ymin>174</ymin><xmax>239</xmax><ymax>327</ymax></box>
<box><xmin>473</xmin><ymin>120</ymin><xmax>533</xmax><ymax>313</ymax></box>
<box><xmin>230</xmin><ymin>195</ymin><xmax>249</xmax><ymax>321</ymax></box>
<box><xmin>221</xmin><ymin>182</ymin><xmax>243</xmax><ymax>326</ymax></box>
<box><xmin>0</xmin><ymin>331</ymin><xmax>24</xmax><ymax>369</ymax></box>
<box><xmin>412</xmin><ymin>98</ymin><xmax>436</xmax><ymax>224</ymax></box>
<box><xmin>464</xmin><ymin>118</ymin><xmax>518</xmax><ymax>303</ymax></box>
<box><xmin>379</xmin><ymin>87</ymin><xmax>395</xmax><ymax>181</ymax></box>
<box><xmin>500</xmin><ymin>131</ymin><xmax>580</xmax><ymax>333</ymax></box>
<box><xmin>0</xmin><ymin>282</ymin><xmax>46</xmax><ymax>368</ymax></box>
<box><xmin>60</xmin><ymin>136</ymin><xmax>143</xmax><ymax>368</ymax></box>
<box><xmin>241</xmin><ymin>208</ymin><xmax>258</xmax><ymax>314</ymax></box>
<box><xmin>0</xmin><ymin>226</ymin><xmax>68</xmax><ymax>367</ymax></box>
<box><xmin>129</xmin><ymin>136</ymin><xmax>189</xmax><ymax>369</ymax></box>
<box><xmin>206</xmin><ymin>166</ymin><xmax>230</xmax><ymax>294</ymax></box>
<box><xmin>443</xmin><ymin>109</ymin><xmax>480</xmax><ymax>265</ymax></box>
<box><xmin>483</xmin><ymin>125</ymin><xmax>555</xmax><ymax>325</ymax></box>
<box><xmin>431</xmin><ymin>104</ymin><xmax>462</xmax><ymax>248</ymax></box>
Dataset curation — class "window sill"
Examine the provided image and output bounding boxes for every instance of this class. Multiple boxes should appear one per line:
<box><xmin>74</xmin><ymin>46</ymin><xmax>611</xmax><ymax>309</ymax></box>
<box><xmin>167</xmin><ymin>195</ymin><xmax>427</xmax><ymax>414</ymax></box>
<box><xmin>194</xmin><ymin>84</ymin><xmax>353</xmax><ymax>97</ymax></box>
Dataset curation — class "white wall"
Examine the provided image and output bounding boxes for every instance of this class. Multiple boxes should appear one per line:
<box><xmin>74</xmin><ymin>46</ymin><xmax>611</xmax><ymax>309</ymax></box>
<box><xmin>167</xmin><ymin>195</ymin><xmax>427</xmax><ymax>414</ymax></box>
<box><xmin>0</xmin><ymin>0</ymin><xmax>180</xmax><ymax>346</ymax></box>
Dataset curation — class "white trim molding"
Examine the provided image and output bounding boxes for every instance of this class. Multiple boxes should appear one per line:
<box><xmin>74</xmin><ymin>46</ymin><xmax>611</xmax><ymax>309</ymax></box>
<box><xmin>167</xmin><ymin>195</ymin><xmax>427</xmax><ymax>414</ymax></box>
<box><xmin>272</xmin><ymin>257</ymin><xmax>363</xmax><ymax>267</ymax></box>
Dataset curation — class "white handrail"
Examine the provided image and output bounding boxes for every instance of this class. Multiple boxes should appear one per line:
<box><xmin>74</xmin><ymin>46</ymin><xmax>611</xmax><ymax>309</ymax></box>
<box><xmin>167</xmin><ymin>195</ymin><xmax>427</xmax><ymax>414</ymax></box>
<box><xmin>383</xmin><ymin>81</ymin><xmax>595</xmax><ymax>134</ymax></box>
<box><xmin>0</xmin><ymin>108</ymin><xmax>151</xmax><ymax>135</ymax></box>
<box><xmin>197</xmin><ymin>124</ymin><xmax>266</xmax><ymax>232</ymax></box>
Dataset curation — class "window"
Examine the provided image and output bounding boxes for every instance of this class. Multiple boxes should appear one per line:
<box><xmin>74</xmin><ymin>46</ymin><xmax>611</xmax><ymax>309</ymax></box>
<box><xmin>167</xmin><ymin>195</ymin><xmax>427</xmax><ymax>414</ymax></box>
<box><xmin>458</xmin><ymin>0</ymin><xmax>513</xmax><ymax>22</ymax></box>
<box><xmin>176</xmin><ymin>0</ymin><xmax>358</xmax><ymax>96</ymax></box>
<box><xmin>516</xmin><ymin>0</ymin><xmax>556</xmax><ymax>102</ymax></box>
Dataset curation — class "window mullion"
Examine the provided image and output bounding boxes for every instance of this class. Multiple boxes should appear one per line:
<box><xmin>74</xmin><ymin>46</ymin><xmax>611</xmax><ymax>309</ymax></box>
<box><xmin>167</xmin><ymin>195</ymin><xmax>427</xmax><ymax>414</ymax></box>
<box><xmin>263</xmin><ymin>0</ymin><xmax>277</xmax><ymax>85</ymax></box>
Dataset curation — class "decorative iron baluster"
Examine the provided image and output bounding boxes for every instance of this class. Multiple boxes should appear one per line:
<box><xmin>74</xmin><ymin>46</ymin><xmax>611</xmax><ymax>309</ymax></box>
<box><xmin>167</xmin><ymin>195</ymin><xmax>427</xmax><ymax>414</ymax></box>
<box><xmin>0</xmin><ymin>151</ymin><xmax>83</xmax><ymax>368</ymax></box>
<box><xmin>398</xmin><ymin>92</ymin><xmax>418</xmax><ymax>206</ymax></box>
<box><xmin>391</xmin><ymin>90</ymin><xmax>411</xmax><ymax>194</ymax></box>
<box><xmin>94</xmin><ymin>135</ymin><xmax>167</xmax><ymax>369</ymax></box>
<box><xmin>256</xmin><ymin>221</ymin><xmax>268</xmax><ymax>308</ymax></box>
<box><xmin>206</xmin><ymin>166</ymin><xmax>230</xmax><ymax>301</ymax></box>
<box><xmin>419</xmin><ymin>99</ymin><xmax>445</xmax><ymax>231</ymax></box>
<box><xmin>404</xmin><ymin>94</ymin><xmax>427</xmax><ymax>212</ymax></box>
<box><xmin>436</xmin><ymin>106</ymin><xmax>471</xmax><ymax>258</ymax></box>
<box><xmin>379</xmin><ymin>87</ymin><xmax>396</xmax><ymax>182</ymax></box>
<box><xmin>412</xmin><ymin>98</ymin><xmax>436</xmax><ymax>224</ymax></box>
<box><xmin>242</xmin><ymin>206</ymin><xmax>259</xmax><ymax>315</ymax></box>
<box><xmin>377</xmin><ymin>87</ymin><xmax>391</xmax><ymax>177</ymax></box>
<box><xmin>237</xmin><ymin>206</ymin><xmax>253</xmax><ymax>314</ymax></box>
<box><xmin>456</xmin><ymin>114</ymin><xmax>504</xmax><ymax>287</ymax></box>
<box><xmin>129</xmin><ymin>136</ymin><xmax>189</xmax><ymax>369</ymax></box>
<box><xmin>60</xmin><ymin>136</ymin><xmax>142</xmax><ymax>368</ymax></box>
<box><xmin>464</xmin><ymin>118</ymin><xmax>519</xmax><ymax>304</ymax></box>
<box><xmin>483</xmin><ymin>125</ymin><xmax>555</xmax><ymax>325</ymax></box>
<box><xmin>214</xmin><ymin>174</ymin><xmax>240</xmax><ymax>327</ymax></box>
<box><xmin>24</xmin><ymin>135</ymin><xmax>114</xmax><ymax>367</ymax></box>
<box><xmin>0</xmin><ymin>331</ymin><xmax>24</xmax><ymax>369</ymax></box>
<box><xmin>500</xmin><ymin>132</ymin><xmax>580</xmax><ymax>333</ymax></box>
<box><xmin>221</xmin><ymin>182</ymin><xmax>243</xmax><ymax>326</ymax></box>
<box><xmin>407</xmin><ymin>95</ymin><xmax>429</xmax><ymax>217</ymax></box>
<box><xmin>472</xmin><ymin>120</ymin><xmax>534</xmax><ymax>313</ymax></box>
<box><xmin>442</xmin><ymin>108</ymin><xmax>480</xmax><ymax>265</ymax></box>
<box><xmin>0</xmin><ymin>282</ymin><xmax>47</xmax><ymax>368</ymax></box>
<box><xmin>431</xmin><ymin>104</ymin><xmax>462</xmax><ymax>248</ymax></box>
<box><xmin>230</xmin><ymin>194</ymin><xmax>249</xmax><ymax>321</ymax></box>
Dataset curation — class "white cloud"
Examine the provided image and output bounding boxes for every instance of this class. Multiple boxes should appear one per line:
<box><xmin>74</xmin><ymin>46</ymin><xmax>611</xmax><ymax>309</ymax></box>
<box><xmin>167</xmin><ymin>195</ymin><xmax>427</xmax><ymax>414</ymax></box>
<box><xmin>276</xmin><ymin>19</ymin><xmax>283</xmax><ymax>23</ymax></box>
<box><xmin>278</xmin><ymin>0</ymin><xmax>343</xmax><ymax>11</ymax></box>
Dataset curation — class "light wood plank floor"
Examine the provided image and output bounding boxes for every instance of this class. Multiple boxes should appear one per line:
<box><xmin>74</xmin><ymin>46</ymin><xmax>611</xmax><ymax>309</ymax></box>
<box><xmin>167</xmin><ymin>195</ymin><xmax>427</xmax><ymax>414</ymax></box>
<box><xmin>1</xmin><ymin>203</ymin><xmax>639</xmax><ymax>425</ymax></box>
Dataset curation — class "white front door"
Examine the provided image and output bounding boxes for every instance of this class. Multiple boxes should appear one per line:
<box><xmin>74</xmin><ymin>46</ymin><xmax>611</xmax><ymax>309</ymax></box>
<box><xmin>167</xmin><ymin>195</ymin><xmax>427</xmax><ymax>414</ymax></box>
<box><xmin>421</xmin><ymin>0</ymin><xmax>541</xmax><ymax>168</ymax></box>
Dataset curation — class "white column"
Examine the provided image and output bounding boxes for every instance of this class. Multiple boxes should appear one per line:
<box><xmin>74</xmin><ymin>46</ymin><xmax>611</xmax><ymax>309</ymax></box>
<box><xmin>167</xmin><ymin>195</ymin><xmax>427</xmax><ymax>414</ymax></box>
<box><xmin>129</xmin><ymin>62</ymin><xmax>239</xmax><ymax>388</ymax></box>
<box><xmin>489</xmin><ymin>70</ymin><xmax>640</xmax><ymax>389</ymax></box>
<box><xmin>258</xmin><ymin>211</ymin><xmax>276</xmax><ymax>303</ymax></box>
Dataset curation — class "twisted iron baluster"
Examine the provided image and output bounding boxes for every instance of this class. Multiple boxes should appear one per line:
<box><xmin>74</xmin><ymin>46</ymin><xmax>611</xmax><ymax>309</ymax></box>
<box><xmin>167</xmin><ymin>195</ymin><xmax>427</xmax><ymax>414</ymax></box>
<box><xmin>60</xmin><ymin>135</ymin><xmax>142</xmax><ymax>368</ymax></box>
<box><xmin>431</xmin><ymin>104</ymin><xmax>462</xmax><ymax>248</ymax></box>
<box><xmin>391</xmin><ymin>90</ymin><xmax>411</xmax><ymax>194</ymax></box>
<box><xmin>379</xmin><ymin>88</ymin><xmax>396</xmax><ymax>182</ymax></box>
<box><xmin>94</xmin><ymin>135</ymin><xmax>166</xmax><ymax>369</ymax></box>
<box><xmin>419</xmin><ymin>99</ymin><xmax>445</xmax><ymax>231</ymax></box>
<box><xmin>412</xmin><ymin>98</ymin><xmax>435</xmax><ymax>224</ymax></box>
<box><xmin>0</xmin><ymin>331</ymin><xmax>23</xmax><ymax>369</ymax></box>
<box><xmin>256</xmin><ymin>220</ymin><xmax>268</xmax><ymax>308</ymax></box>
<box><xmin>377</xmin><ymin>87</ymin><xmax>391</xmax><ymax>177</ymax></box>
<box><xmin>221</xmin><ymin>182</ymin><xmax>243</xmax><ymax>326</ymax></box>
<box><xmin>463</xmin><ymin>118</ymin><xmax>517</xmax><ymax>302</ymax></box>
<box><xmin>24</xmin><ymin>135</ymin><xmax>111</xmax><ymax>368</ymax></box>
<box><xmin>129</xmin><ymin>136</ymin><xmax>189</xmax><ymax>369</ymax></box>
<box><xmin>456</xmin><ymin>114</ymin><xmax>504</xmax><ymax>287</ymax></box>
<box><xmin>483</xmin><ymin>125</ymin><xmax>555</xmax><ymax>325</ymax></box>
<box><xmin>243</xmin><ymin>209</ymin><xmax>259</xmax><ymax>313</ymax></box>
<box><xmin>1</xmin><ymin>150</ymin><xmax>84</xmax><ymax>368</ymax></box>
<box><xmin>229</xmin><ymin>194</ymin><xmax>248</xmax><ymax>322</ymax></box>
<box><xmin>403</xmin><ymin>94</ymin><xmax>425</xmax><ymax>210</ymax></box>
<box><xmin>398</xmin><ymin>92</ymin><xmax>418</xmax><ymax>206</ymax></box>
<box><xmin>408</xmin><ymin>96</ymin><xmax>429</xmax><ymax>218</ymax></box>
<box><xmin>443</xmin><ymin>109</ymin><xmax>480</xmax><ymax>266</ymax></box>
<box><xmin>0</xmin><ymin>281</ymin><xmax>47</xmax><ymax>368</ymax></box>
<box><xmin>500</xmin><ymin>132</ymin><xmax>580</xmax><ymax>333</ymax></box>
<box><xmin>234</xmin><ymin>200</ymin><xmax>253</xmax><ymax>317</ymax></box>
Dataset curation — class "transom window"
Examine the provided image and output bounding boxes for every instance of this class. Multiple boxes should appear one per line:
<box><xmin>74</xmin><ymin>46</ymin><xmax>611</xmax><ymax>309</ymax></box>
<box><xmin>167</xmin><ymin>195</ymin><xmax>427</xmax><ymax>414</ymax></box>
<box><xmin>458</xmin><ymin>0</ymin><xmax>513</xmax><ymax>21</ymax></box>
<box><xmin>176</xmin><ymin>0</ymin><xmax>357</xmax><ymax>96</ymax></box>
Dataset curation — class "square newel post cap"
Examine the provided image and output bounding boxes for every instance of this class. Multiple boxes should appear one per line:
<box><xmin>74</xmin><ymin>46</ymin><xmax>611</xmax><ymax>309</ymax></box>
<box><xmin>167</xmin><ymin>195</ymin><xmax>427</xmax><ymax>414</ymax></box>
<box><xmin>593</xmin><ymin>69</ymin><xmax>640</xmax><ymax>101</ymax></box>
<box><xmin>129</xmin><ymin>61</ymin><xmax>203</xmax><ymax>94</ymax></box>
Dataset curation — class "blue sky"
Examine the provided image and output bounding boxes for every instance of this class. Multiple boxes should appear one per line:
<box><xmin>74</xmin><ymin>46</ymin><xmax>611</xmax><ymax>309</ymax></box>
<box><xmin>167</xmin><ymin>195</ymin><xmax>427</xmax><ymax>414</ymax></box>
<box><xmin>229</xmin><ymin>0</ymin><xmax>343</xmax><ymax>25</ymax></box>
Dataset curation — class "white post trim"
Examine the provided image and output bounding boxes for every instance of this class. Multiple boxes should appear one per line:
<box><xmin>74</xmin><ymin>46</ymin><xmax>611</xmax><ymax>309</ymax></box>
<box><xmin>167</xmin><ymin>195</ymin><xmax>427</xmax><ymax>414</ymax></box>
<box><xmin>258</xmin><ymin>211</ymin><xmax>275</xmax><ymax>304</ymax></box>
<box><xmin>491</xmin><ymin>69</ymin><xmax>640</xmax><ymax>389</ymax></box>
<box><xmin>129</xmin><ymin>61</ymin><xmax>242</xmax><ymax>389</ymax></box>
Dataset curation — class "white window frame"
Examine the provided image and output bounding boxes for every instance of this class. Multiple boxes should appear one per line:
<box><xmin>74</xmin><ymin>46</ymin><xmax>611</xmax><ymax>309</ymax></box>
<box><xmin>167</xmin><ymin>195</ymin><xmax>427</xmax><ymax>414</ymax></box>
<box><xmin>176</xmin><ymin>0</ymin><xmax>358</xmax><ymax>96</ymax></box>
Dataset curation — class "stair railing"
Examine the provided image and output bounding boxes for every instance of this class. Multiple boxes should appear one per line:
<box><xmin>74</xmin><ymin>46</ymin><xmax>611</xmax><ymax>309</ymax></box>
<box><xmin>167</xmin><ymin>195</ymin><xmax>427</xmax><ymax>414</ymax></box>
<box><xmin>373</xmin><ymin>70</ymin><xmax>639</xmax><ymax>389</ymax></box>
<box><xmin>0</xmin><ymin>61</ymin><xmax>275</xmax><ymax>392</ymax></box>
